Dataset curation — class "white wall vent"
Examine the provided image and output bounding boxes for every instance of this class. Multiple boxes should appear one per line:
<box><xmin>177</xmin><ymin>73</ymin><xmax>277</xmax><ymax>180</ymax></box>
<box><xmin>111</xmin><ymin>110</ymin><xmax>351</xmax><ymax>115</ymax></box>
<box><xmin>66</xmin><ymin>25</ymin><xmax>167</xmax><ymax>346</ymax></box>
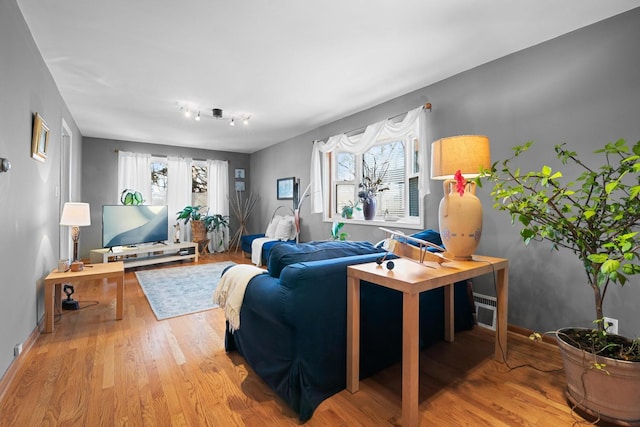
<box><xmin>473</xmin><ymin>292</ymin><xmax>497</xmax><ymax>331</ymax></box>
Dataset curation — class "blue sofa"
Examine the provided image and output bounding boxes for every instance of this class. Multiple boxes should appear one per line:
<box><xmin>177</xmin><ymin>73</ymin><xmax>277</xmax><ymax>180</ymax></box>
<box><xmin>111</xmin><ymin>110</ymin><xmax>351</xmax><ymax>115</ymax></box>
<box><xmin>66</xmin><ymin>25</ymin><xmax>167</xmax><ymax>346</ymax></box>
<box><xmin>224</xmin><ymin>237</ymin><xmax>475</xmax><ymax>422</ymax></box>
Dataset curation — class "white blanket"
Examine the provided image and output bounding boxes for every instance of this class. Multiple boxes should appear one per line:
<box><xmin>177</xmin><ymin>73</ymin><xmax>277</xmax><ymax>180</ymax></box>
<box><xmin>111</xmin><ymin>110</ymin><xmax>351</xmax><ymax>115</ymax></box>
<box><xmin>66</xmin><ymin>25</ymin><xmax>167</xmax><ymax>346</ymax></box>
<box><xmin>213</xmin><ymin>264</ymin><xmax>266</xmax><ymax>332</ymax></box>
<box><xmin>251</xmin><ymin>236</ymin><xmax>277</xmax><ymax>266</ymax></box>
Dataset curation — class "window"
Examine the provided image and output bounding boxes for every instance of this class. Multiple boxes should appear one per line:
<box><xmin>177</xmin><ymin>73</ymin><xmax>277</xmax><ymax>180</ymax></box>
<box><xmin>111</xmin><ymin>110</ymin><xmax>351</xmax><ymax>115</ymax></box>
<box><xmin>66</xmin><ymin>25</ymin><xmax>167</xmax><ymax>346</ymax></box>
<box><xmin>150</xmin><ymin>159</ymin><xmax>167</xmax><ymax>205</ymax></box>
<box><xmin>191</xmin><ymin>161</ymin><xmax>208</xmax><ymax>208</ymax></box>
<box><xmin>311</xmin><ymin>105</ymin><xmax>426</xmax><ymax>228</ymax></box>
<box><xmin>329</xmin><ymin>135</ymin><xmax>421</xmax><ymax>225</ymax></box>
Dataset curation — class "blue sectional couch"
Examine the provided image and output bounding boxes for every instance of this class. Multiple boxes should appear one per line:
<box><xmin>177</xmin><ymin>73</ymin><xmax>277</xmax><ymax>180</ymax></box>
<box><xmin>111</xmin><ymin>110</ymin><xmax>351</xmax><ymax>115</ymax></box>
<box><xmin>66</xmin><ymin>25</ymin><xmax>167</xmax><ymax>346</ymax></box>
<box><xmin>223</xmin><ymin>236</ymin><xmax>475</xmax><ymax>422</ymax></box>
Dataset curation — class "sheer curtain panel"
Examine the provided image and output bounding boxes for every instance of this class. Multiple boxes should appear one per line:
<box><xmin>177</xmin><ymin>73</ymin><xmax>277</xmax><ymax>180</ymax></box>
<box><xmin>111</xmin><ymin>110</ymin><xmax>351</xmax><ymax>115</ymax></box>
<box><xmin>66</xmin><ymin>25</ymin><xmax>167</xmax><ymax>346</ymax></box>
<box><xmin>117</xmin><ymin>151</ymin><xmax>151</xmax><ymax>203</ymax></box>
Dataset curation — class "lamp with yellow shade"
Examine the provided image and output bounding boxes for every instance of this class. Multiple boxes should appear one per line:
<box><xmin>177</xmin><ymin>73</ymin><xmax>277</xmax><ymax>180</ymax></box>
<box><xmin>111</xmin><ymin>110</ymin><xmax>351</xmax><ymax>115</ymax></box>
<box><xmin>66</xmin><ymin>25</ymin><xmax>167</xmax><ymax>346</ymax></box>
<box><xmin>431</xmin><ymin>135</ymin><xmax>491</xmax><ymax>260</ymax></box>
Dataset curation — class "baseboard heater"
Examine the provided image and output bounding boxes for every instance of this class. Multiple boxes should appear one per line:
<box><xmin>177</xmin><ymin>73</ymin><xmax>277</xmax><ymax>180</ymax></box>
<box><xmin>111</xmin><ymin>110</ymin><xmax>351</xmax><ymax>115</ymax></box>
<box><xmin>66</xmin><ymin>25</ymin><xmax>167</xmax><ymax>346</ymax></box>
<box><xmin>473</xmin><ymin>292</ymin><xmax>497</xmax><ymax>331</ymax></box>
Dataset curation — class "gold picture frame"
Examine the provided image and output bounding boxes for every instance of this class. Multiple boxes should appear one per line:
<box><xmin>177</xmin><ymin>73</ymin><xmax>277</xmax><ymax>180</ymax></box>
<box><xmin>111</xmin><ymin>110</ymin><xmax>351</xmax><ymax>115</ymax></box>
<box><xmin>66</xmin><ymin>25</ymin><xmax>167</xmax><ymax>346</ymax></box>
<box><xmin>31</xmin><ymin>112</ymin><xmax>50</xmax><ymax>162</ymax></box>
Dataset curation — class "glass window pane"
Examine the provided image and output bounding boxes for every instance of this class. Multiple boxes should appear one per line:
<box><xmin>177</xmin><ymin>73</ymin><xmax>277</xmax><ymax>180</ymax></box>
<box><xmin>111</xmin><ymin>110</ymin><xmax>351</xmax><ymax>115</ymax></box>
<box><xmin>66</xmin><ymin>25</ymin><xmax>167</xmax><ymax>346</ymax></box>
<box><xmin>409</xmin><ymin>176</ymin><xmax>419</xmax><ymax>216</ymax></box>
<box><xmin>336</xmin><ymin>152</ymin><xmax>355</xmax><ymax>181</ymax></box>
<box><xmin>192</xmin><ymin>164</ymin><xmax>208</xmax><ymax>209</ymax></box>
<box><xmin>336</xmin><ymin>184</ymin><xmax>355</xmax><ymax>214</ymax></box>
<box><xmin>150</xmin><ymin>161</ymin><xmax>167</xmax><ymax>205</ymax></box>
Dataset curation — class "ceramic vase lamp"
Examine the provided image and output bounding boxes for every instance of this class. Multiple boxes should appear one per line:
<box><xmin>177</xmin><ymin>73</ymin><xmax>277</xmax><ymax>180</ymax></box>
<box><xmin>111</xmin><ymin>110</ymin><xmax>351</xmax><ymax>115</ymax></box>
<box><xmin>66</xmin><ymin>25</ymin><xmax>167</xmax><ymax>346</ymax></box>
<box><xmin>431</xmin><ymin>135</ymin><xmax>491</xmax><ymax>260</ymax></box>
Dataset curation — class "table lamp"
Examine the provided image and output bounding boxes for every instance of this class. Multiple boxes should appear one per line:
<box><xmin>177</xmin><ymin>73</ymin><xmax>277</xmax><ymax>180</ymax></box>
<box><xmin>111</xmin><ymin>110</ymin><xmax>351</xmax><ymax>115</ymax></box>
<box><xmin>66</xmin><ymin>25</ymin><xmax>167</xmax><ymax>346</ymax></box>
<box><xmin>60</xmin><ymin>202</ymin><xmax>91</xmax><ymax>270</ymax></box>
<box><xmin>431</xmin><ymin>135</ymin><xmax>491</xmax><ymax>260</ymax></box>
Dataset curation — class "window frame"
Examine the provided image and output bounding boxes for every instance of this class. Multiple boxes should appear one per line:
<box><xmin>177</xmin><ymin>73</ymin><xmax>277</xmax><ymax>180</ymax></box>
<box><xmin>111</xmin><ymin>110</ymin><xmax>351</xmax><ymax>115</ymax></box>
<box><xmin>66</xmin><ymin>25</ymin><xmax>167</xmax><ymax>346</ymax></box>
<box><xmin>323</xmin><ymin>135</ymin><xmax>424</xmax><ymax>229</ymax></box>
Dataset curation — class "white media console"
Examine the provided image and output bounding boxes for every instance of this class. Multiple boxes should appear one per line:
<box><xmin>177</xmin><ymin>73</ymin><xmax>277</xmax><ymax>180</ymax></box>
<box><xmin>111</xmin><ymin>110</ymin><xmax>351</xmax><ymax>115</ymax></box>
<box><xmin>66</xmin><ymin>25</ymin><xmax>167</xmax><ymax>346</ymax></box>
<box><xmin>90</xmin><ymin>242</ymin><xmax>198</xmax><ymax>268</ymax></box>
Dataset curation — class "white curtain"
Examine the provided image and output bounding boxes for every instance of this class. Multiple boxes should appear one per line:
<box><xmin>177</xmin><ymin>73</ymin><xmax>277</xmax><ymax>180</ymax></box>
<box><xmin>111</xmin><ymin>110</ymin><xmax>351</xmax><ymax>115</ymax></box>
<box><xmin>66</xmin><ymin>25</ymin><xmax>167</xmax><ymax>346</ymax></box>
<box><xmin>207</xmin><ymin>159</ymin><xmax>229</xmax><ymax>216</ymax></box>
<box><xmin>117</xmin><ymin>151</ymin><xmax>151</xmax><ymax>203</ymax></box>
<box><xmin>310</xmin><ymin>106</ymin><xmax>428</xmax><ymax>214</ymax></box>
<box><xmin>167</xmin><ymin>156</ymin><xmax>192</xmax><ymax>242</ymax></box>
<box><xmin>207</xmin><ymin>159</ymin><xmax>230</xmax><ymax>252</ymax></box>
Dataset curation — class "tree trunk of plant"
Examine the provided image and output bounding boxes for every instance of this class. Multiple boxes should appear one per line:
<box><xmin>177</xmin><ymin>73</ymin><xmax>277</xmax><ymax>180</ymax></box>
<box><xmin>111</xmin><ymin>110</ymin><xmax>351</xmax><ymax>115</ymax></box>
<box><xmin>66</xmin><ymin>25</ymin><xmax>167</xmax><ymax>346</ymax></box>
<box><xmin>592</xmin><ymin>280</ymin><xmax>604</xmax><ymax>331</ymax></box>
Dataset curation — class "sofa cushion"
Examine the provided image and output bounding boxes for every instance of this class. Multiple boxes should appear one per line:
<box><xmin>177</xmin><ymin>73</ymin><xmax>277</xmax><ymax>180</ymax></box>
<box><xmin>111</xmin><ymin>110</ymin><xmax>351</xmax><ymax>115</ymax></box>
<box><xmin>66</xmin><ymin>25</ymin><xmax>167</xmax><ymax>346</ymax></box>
<box><xmin>267</xmin><ymin>240</ymin><xmax>386</xmax><ymax>278</ymax></box>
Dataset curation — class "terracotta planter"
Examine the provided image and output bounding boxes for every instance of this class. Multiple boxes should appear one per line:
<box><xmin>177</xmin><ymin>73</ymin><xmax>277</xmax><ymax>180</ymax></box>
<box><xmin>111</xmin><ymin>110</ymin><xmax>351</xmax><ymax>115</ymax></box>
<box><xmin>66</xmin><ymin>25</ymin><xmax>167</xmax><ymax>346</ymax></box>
<box><xmin>557</xmin><ymin>328</ymin><xmax>640</xmax><ymax>424</ymax></box>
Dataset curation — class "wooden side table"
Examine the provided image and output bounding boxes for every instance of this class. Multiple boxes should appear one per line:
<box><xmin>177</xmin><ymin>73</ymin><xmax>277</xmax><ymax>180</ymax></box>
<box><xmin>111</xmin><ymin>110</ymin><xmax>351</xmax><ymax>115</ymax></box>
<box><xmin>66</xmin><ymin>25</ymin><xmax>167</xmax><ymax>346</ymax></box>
<box><xmin>43</xmin><ymin>261</ymin><xmax>125</xmax><ymax>333</ymax></box>
<box><xmin>346</xmin><ymin>255</ymin><xmax>509</xmax><ymax>426</ymax></box>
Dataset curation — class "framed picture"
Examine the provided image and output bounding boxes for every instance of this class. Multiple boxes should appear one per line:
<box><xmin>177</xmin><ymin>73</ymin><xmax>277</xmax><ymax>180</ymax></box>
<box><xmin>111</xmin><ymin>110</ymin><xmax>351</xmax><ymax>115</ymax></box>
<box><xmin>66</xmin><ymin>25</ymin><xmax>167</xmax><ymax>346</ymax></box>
<box><xmin>235</xmin><ymin>181</ymin><xmax>245</xmax><ymax>192</ymax></box>
<box><xmin>235</xmin><ymin>168</ymin><xmax>245</xmax><ymax>179</ymax></box>
<box><xmin>31</xmin><ymin>113</ymin><xmax>50</xmax><ymax>162</ymax></box>
<box><xmin>277</xmin><ymin>177</ymin><xmax>295</xmax><ymax>200</ymax></box>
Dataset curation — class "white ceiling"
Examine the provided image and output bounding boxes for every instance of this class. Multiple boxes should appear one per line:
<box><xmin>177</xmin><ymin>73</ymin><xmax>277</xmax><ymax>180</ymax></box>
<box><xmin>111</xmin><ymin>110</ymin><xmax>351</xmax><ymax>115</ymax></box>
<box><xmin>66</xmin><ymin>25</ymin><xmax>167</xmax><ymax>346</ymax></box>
<box><xmin>17</xmin><ymin>1</ymin><xmax>640</xmax><ymax>154</ymax></box>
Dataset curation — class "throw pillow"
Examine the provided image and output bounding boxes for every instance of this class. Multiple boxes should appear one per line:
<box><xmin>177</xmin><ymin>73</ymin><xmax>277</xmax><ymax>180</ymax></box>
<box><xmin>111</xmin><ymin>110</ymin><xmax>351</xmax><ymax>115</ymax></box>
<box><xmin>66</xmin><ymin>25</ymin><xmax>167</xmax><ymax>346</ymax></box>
<box><xmin>266</xmin><ymin>215</ymin><xmax>282</xmax><ymax>238</ymax></box>
<box><xmin>274</xmin><ymin>215</ymin><xmax>294</xmax><ymax>240</ymax></box>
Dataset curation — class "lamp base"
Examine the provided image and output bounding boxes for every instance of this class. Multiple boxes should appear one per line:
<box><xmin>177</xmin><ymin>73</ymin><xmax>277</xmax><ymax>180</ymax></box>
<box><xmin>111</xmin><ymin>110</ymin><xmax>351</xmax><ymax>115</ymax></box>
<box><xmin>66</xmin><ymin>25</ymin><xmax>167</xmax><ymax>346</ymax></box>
<box><xmin>62</xmin><ymin>299</ymin><xmax>80</xmax><ymax>310</ymax></box>
<box><xmin>439</xmin><ymin>180</ymin><xmax>483</xmax><ymax>260</ymax></box>
<box><xmin>70</xmin><ymin>261</ymin><xmax>84</xmax><ymax>272</ymax></box>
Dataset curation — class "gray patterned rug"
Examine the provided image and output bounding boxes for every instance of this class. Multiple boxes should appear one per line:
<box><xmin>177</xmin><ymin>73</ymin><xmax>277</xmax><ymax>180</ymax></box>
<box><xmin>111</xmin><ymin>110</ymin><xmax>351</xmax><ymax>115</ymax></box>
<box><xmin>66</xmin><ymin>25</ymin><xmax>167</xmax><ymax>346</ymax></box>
<box><xmin>135</xmin><ymin>261</ymin><xmax>236</xmax><ymax>320</ymax></box>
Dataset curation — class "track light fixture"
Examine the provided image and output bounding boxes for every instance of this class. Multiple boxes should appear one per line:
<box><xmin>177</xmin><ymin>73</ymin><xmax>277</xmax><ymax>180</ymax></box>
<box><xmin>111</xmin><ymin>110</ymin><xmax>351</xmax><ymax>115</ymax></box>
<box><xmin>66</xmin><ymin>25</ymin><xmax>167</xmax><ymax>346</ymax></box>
<box><xmin>177</xmin><ymin>103</ymin><xmax>252</xmax><ymax>127</ymax></box>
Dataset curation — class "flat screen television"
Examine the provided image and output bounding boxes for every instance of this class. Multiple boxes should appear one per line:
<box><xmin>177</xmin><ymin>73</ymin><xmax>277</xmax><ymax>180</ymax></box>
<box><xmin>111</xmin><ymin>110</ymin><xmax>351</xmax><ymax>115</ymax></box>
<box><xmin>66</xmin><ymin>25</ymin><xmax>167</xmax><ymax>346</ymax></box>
<box><xmin>102</xmin><ymin>205</ymin><xmax>169</xmax><ymax>248</ymax></box>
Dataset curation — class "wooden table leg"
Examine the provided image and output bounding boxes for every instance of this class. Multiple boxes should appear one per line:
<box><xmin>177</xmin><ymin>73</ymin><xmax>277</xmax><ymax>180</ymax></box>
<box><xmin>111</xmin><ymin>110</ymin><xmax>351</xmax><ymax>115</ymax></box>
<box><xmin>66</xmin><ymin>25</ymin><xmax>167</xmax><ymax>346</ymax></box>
<box><xmin>443</xmin><ymin>283</ymin><xmax>454</xmax><ymax>343</ymax></box>
<box><xmin>495</xmin><ymin>266</ymin><xmax>509</xmax><ymax>362</ymax></box>
<box><xmin>346</xmin><ymin>276</ymin><xmax>360</xmax><ymax>393</ymax></box>
<box><xmin>44</xmin><ymin>282</ymin><xmax>54</xmax><ymax>333</ymax></box>
<box><xmin>402</xmin><ymin>292</ymin><xmax>420</xmax><ymax>427</ymax></box>
<box><xmin>116</xmin><ymin>274</ymin><xmax>124</xmax><ymax>320</ymax></box>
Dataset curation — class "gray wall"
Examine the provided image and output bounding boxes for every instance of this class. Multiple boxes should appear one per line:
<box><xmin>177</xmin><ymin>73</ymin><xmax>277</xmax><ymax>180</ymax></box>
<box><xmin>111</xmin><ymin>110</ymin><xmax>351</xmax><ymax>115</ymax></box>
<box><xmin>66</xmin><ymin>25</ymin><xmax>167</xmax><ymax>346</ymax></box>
<box><xmin>81</xmin><ymin>138</ymin><xmax>250</xmax><ymax>256</ymax></box>
<box><xmin>250</xmin><ymin>8</ymin><xmax>640</xmax><ymax>337</ymax></box>
<box><xmin>0</xmin><ymin>0</ymin><xmax>83</xmax><ymax>378</ymax></box>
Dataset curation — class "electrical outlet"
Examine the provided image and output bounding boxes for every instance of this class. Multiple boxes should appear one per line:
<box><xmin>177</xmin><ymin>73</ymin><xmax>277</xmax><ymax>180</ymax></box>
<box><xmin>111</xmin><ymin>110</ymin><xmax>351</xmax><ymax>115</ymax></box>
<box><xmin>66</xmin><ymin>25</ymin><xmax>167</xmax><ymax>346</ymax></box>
<box><xmin>13</xmin><ymin>344</ymin><xmax>22</xmax><ymax>358</ymax></box>
<box><xmin>604</xmin><ymin>317</ymin><xmax>619</xmax><ymax>335</ymax></box>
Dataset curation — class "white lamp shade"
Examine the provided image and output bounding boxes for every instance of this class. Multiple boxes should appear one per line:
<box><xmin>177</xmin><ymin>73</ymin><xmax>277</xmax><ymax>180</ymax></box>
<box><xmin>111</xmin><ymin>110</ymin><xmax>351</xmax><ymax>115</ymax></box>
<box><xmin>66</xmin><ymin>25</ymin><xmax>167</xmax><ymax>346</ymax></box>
<box><xmin>60</xmin><ymin>202</ymin><xmax>91</xmax><ymax>226</ymax></box>
<box><xmin>431</xmin><ymin>135</ymin><xmax>491</xmax><ymax>179</ymax></box>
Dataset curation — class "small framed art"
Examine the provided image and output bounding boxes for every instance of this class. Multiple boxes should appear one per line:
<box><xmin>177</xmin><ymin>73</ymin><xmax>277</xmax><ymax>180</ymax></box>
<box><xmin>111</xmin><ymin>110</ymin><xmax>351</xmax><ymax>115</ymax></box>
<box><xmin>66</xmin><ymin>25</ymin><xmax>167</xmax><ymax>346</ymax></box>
<box><xmin>31</xmin><ymin>113</ymin><xmax>50</xmax><ymax>162</ymax></box>
<box><xmin>277</xmin><ymin>177</ymin><xmax>295</xmax><ymax>200</ymax></box>
<box><xmin>235</xmin><ymin>168</ymin><xmax>245</xmax><ymax>179</ymax></box>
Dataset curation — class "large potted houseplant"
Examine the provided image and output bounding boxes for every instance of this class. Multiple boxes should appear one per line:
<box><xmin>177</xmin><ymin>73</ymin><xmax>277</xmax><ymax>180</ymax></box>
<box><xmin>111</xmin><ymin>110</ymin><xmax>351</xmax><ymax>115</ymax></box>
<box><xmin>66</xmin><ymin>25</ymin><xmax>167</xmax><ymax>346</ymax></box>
<box><xmin>480</xmin><ymin>139</ymin><xmax>640</xmax><ymax>423</ymax></box>
<box><xmin>204</xmin><ymin>213</ymin><xmax>229</xmax><ymax>252</ymax></box>
<box><xmin>176</xmin><ymin>205</ymin><xmax>207</xmax><ymax>242</ymax></box>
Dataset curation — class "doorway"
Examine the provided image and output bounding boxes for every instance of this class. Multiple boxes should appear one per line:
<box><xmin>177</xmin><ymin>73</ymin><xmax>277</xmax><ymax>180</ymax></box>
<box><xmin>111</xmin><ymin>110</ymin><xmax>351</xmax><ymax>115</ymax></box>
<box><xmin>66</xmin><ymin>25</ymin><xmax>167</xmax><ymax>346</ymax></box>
<box><xmin>59</xmin><ymin>119</ymin><xmax>73</xmax><ymax>261</ymax></box>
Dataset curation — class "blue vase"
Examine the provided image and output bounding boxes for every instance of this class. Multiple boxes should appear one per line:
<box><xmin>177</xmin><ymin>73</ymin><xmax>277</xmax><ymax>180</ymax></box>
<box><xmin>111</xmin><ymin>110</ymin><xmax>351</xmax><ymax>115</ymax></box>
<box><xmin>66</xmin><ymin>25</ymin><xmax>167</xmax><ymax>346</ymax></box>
<box><xmin>362</xmin><ymin>197</ymin><xmax>377</xmax><ymax>220</ymax></box>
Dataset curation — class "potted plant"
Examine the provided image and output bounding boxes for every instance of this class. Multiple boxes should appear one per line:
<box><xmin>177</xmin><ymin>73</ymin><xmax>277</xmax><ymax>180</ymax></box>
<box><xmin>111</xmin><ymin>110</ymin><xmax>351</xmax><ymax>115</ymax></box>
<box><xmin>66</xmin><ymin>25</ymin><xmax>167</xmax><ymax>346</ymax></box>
<box><xmin>330</xmin><ymin>221</ymin><xmax>348</xmax><ymax>241</ymax></box>
<box><xmin>480</xmin><ymin>138</ymin><xmax>640</xmax><ymax>423</ymax></box>
<box><xmin>204</xmin><ymin>213</ymin><xmax>230</xmax><ymax>251</ymax></box>
<box><xmin>120</xmin><ymin>189</ymin><xmax>144</xmax><ymax>205</ymax></box>
<box><xmin>176</xmin><ymin>205</ymin><xmax>207</xmax><ymax>242</ymax></box>
<box><xmin>341</xmin><ymin>200</ymin><xmax>361</xmax><ymax>219</ymax></box>
<box><xmin>358</xmin><ymin>158</ymin><xmax>389</xmax><ymax>220</ymax></box>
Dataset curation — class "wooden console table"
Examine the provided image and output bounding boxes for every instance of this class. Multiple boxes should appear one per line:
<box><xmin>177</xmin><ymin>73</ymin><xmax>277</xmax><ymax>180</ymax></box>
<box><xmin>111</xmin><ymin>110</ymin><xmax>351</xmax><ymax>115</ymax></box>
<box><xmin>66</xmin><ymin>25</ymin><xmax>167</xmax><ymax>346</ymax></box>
<box><xmin>43</xmin><ymin>261</ymin><xmax>125</xmax><ymax>333</ymax></box>
<box><xmin>346</xmin><ymin>255</ymin><xmax>509</xmax><ymax>426</ymax></box>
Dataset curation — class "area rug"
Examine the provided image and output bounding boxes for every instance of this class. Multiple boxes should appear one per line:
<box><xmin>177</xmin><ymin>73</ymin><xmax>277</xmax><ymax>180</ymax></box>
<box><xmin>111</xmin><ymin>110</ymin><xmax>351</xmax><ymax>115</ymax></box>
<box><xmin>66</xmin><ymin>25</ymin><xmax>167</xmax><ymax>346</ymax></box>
<box><xmin>135</xmin><ymin>261</ymin><xmax>236</xmax><ymax>320</ymax></box>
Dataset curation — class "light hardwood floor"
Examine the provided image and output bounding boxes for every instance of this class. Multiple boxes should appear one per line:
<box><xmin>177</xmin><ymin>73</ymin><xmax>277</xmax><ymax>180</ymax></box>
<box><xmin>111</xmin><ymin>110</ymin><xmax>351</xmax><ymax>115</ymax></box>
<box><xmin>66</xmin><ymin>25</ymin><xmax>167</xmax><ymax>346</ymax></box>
<box><xmin>0</xmin><ymin>252</ymin><xmax>598</xmax><ymax>426</ymax></box>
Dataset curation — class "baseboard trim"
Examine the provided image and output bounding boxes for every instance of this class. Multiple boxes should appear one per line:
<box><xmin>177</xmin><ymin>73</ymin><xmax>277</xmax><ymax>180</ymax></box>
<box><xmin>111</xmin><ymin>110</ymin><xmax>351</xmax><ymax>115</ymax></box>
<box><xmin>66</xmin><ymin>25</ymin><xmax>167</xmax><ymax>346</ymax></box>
<box><xmin>0</xmin><ymin>318</ymin><xmax>42</xmax><ymax>404</ymax></box>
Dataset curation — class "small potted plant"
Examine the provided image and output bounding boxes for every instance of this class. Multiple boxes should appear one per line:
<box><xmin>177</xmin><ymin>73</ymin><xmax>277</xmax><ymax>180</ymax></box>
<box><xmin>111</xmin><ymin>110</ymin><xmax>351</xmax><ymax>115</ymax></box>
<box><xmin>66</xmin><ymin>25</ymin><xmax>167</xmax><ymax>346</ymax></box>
<box><xmin>330</xmin><ymin>221</ymin><xmax>348</xmax><ymax>241</ymax></box>
<box><xmin>120</xmin><ymin>189</ymin><xmax>144</xmax><ymax>205</ymax></box>
<box><xmin>480</xmin><ymin>139</ymin><xmax>640</xmax><ymax>423</ymax></box>
<box><xmin>341</xmin><ymin>200</ymin><xmax>360</xmax><ymax>219</ymax></box>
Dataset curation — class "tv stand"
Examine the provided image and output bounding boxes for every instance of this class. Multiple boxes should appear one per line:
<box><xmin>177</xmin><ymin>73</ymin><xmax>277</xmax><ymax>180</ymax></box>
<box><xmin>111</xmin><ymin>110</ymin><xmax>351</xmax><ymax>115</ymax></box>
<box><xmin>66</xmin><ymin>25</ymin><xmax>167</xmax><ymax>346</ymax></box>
<box><xmin>90</xmin><ymin>242</ymin><xmax>198</xmax><ymax>269</ymax></box>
